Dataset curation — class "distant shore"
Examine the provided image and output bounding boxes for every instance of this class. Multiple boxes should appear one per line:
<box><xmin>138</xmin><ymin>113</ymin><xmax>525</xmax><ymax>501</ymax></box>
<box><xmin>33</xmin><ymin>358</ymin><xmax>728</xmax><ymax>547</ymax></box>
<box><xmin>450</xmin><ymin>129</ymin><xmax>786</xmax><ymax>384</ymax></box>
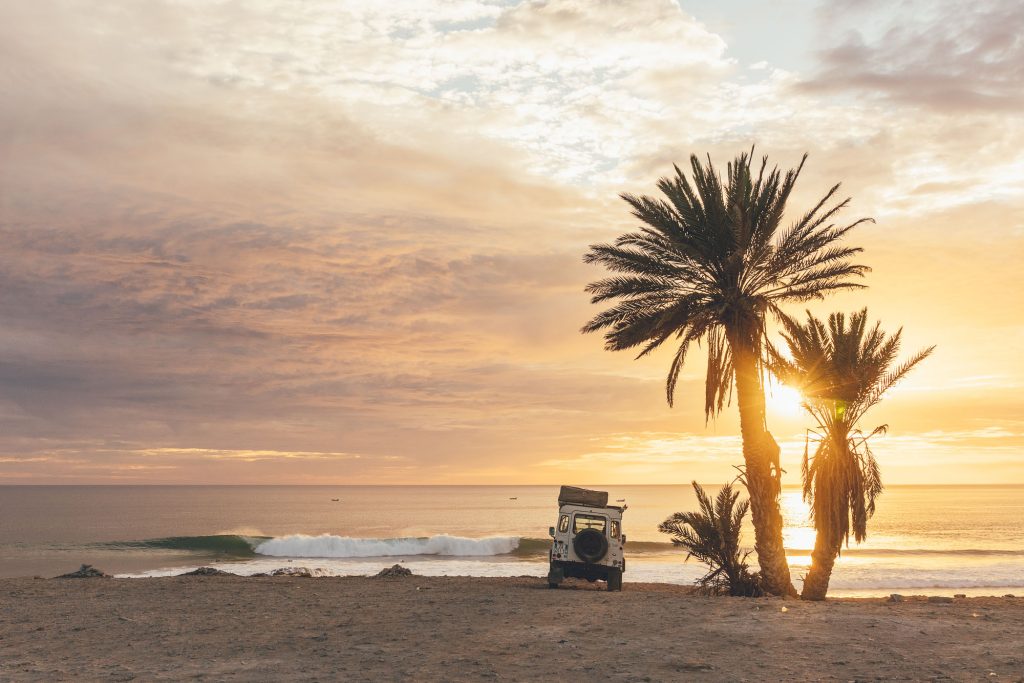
<box><xmin>2</xmin><ymin>575</ymin><xmax>1022</xmax><ymax>681</ymax></box>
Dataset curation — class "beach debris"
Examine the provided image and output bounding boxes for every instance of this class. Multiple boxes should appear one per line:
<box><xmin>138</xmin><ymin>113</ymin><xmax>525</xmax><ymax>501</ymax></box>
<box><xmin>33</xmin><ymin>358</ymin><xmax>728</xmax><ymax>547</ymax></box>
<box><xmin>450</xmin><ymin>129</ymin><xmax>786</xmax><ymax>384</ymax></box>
<box><xmin>666</xmin><ymin>659</ymin><xmax>714</xmax><ymax>672</ymax></box>
<box><xmin>888</xmin><ymin>593</ymin><xmax>904</xmax><ymax>603</ymax></box>
<box><xmin>927</xmin><ymin>596</ymin><xmax>954</xmax><ymax>604</ymax></box>
<box><xmin>180</xmin><ymin>567</ymin><xmax>236</xmax><ymax>576</ymax></box>
<box><xmin>780</xmin><ymin>606</ymin><xmax>788</xmax><ymax>612</ymax></box>
<box><xmin>375</xmin><ymin>564</ymin><xmax>413</xmax><ymax>578</ymax></box>
<box><xmin>1002</xmin><ymin>594</ymin><xmax>1015</xmax><ymax>598</ymax></box>
<box><xmin>57</xmin><ymin>564</ymin><xmax>111</xmax><ymax>579</ymax></box>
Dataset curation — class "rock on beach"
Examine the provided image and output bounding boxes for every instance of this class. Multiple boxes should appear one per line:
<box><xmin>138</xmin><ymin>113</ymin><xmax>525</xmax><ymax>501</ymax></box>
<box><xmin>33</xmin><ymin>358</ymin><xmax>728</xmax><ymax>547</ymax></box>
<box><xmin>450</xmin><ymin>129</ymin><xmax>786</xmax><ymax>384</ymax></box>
<box><xmin>251</xmin><ymin>567</ymin><xmax>329</xmax><ymax>577</ymax></box>
<box><xmin>375</xmin><ymin>564</ymin><xmax>413</xmax><ymax>578</ymax></box>
<box><xmin>180</xmin><ymin>567</ymin><xmax>237</xmax><ymax>577</ymax></box>
<box><xmin>56</xmin><ymin>564</ymin><xmax>111</xmax><ymax>579</ymax></box>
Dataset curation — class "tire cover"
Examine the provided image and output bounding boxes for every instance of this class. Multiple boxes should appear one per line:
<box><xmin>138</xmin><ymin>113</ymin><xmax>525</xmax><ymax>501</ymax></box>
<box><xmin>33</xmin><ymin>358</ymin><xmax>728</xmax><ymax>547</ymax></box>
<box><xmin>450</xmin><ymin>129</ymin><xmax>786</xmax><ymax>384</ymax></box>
<box><xmin>573</xmin><ymin>528</ymin><xmax>608</xmax><ymax>563</ymax></box>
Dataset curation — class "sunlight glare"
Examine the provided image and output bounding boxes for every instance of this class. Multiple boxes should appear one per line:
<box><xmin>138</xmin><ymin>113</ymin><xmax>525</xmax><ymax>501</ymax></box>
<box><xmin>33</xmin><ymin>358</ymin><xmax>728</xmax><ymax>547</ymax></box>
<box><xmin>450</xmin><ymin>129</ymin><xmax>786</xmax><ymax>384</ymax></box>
<box><xmin>766</xmin><ymin>384</ymin><xmax>805</xmax><ymax>418</ymax></box>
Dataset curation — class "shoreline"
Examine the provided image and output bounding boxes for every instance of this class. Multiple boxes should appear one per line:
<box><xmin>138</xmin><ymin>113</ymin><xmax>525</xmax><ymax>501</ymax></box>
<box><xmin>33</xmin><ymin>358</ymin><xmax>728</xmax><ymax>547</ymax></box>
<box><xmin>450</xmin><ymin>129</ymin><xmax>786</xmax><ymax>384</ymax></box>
<box><xmin>3</xmin><ymin>575</ymin><xmax>1023</xmax><ymax>680</ymax></box>
<box><xmin>107</xmin><ymin>571</ymin><xmax>1024</xmax><ymax>600</ymax></box>
<box><xmin>6</xmin><ymin>558</ymin><xmax>1023</xmax><ymax>599</ymax></box>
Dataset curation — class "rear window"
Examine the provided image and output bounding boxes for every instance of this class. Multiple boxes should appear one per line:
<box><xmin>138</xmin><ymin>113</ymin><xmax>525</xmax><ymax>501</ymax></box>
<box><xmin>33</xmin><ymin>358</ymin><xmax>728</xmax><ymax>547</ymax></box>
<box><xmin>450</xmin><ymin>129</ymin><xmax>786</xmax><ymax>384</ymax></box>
<box><xmin>573</xmin><ymin>514</ymin><xmax>607</xmax><ymax>533</ymax></box>
<box><xmin>558</xmin><ymin>514</ymin><xmax>569</xmax><ymax>533</ymax></box>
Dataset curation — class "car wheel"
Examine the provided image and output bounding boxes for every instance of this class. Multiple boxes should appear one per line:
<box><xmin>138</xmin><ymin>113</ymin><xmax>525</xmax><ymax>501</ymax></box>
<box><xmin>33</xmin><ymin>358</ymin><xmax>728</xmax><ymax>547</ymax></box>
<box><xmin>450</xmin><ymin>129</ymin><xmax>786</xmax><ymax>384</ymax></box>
<box><xmin>547</xmin><ymin>563</ymin><xmax>564</xmax><ymax>589</ymax></box>
<box><xmin>607</xmin><ymin>569</ymin><xmax>622</xmax><ymax>591</ymax></box>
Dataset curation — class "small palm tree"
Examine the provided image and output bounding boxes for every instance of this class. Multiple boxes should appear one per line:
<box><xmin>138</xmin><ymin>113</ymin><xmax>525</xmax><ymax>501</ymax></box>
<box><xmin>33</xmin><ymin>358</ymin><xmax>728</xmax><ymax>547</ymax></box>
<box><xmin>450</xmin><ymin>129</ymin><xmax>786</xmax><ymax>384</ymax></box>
<box><xmin>582</xmin><ymin>150</ymin><xmax>871</xmax><ymax>596</ymax></box>
<box><xmin>658</xmin><ymin>481</ymin><xmax>763</xmax><ymax>596</ymax></box>
<box><xmin>769</xmin><ymin>309</ymin><xmax>933</xmax><ymax>600</ymax></box>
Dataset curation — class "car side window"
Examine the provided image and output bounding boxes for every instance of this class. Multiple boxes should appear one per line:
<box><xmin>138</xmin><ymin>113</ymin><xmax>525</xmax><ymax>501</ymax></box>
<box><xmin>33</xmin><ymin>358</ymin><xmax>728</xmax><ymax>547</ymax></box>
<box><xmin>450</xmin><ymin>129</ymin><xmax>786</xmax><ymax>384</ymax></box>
<box><xmin>611</xmin><ymin>520</ymin><xmax>620</xmax><ymax>538</ymax></box>
<box><xmin>558</xmin><ymin>514</ymin><xmax>569</xmax><ymax>533</ymax></box>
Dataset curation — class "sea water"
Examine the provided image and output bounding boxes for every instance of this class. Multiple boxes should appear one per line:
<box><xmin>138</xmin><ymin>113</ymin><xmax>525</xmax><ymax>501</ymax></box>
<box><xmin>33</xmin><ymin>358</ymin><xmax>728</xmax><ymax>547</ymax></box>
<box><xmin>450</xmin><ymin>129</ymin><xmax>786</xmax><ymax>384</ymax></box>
<box><xmin>1</xmin><ymin>485</ymin><xmax>1021</xmax><ymax>596</ymax></box>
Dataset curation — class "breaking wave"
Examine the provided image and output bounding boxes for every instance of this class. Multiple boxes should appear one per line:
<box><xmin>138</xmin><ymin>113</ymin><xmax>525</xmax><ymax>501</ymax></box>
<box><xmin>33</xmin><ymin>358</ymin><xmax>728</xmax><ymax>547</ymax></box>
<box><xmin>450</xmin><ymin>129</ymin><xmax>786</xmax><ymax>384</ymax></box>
<box><xmin>104</xmin><ymin>534</ymin><xmax>1024</xmax><ymax>592</ymax></box>
<box><xmin>105</xmin><ymin>534</ymin><xmax>266</xmax><ymax>556</ymax></box>
<box><xmin>253</xmin><ymin>534</ymin><xmax>521</xmax><ymax>558</ymax></box>
<box><xmin>103</xmin><ymin>533</ymin><xmax>1024</xmax><ymax>564</ymax></box>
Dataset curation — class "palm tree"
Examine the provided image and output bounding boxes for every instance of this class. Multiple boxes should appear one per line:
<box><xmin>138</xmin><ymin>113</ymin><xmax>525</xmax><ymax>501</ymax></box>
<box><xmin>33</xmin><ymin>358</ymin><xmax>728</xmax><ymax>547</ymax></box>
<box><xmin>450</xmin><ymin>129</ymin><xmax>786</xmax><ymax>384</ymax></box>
<box><xmin>658</xmin><ymin>481</ymin><xmax>764</xmax><ymax>596</ymax></box>
<box><xmin>769</xmin><ymin>309</ymin><xmax>933</xmax><ymax>600</ymax></box>
<box><xmin>582</xmin><ymin>150</ymin><xmax>871</xmax><ymax>596</ymax></box>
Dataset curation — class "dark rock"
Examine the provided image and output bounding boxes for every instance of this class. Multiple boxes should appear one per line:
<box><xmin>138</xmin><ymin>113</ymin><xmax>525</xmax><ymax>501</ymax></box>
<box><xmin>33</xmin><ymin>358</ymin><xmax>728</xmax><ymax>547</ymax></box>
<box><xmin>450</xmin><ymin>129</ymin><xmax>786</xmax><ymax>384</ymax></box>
<box><xmin>375</xmin><ymin>564</ymin><xmax>413</xmax><ymax>578</ymax></box>
<box><xmin>888</xmin><ymin>594</ymin><xmax>904</xmax><ymax>603</ymax></box>
<box><xmin>180</xmin><ymin>567</ymin><xmax>236</xmax><ymax>576</ymax></box>
<box><xmin>1003</xmin><ymin>594</ymin><xmax>1016</xmax><ymax>598</ymax></box>
<box><xmin>57</xmin><ymin>564</ymin><xmax>111</xmax><ymax>579</ymax></box>
<box><xmin>275</xmin><ymin>567</ymin><xmax>312</xmax><ymax>577</ymax></box>
<box><xmin>251</xmin><ymin>567</ymin><xmax>326</xmax><ymax>577</ymax></box>
<box><xmin>954</xmin><ymin>593</ymin><xmax>967</xmax><ymax>599</ymax></box>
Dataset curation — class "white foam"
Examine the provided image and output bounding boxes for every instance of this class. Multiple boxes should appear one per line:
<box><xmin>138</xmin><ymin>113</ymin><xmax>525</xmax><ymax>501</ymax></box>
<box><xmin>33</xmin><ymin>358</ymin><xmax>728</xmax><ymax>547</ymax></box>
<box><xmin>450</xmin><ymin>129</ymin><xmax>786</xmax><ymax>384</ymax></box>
<box><xmin>116</xmin><ymin>557</ymin><xmax>1024</xmax><ymax>596</ymax></box>
<box><xmin>253</xmin><ymin>534</ymin><xmax>520</xmax><ymax>558</ymax></box>
<box><xmin>114</xmin><ymin>539</ymin><xmax>1024</xmax><ymax>596</ymax></box>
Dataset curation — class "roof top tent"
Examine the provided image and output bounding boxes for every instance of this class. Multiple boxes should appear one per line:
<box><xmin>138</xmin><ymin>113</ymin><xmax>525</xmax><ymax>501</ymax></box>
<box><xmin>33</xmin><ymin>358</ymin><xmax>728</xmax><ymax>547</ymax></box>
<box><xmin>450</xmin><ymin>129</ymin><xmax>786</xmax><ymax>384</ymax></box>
<box><xmin>557</xmin><ymin>486</ymin><xmax>608</xmax><ymax>508</ymax></box>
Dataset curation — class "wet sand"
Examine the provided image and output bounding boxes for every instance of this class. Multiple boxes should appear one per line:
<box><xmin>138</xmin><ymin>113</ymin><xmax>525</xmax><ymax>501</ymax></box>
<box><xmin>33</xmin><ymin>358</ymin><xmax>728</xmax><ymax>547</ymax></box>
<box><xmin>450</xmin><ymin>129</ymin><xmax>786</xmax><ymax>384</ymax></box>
<box><xmin>1</xmin><ymin>575</ymin><xmax>1022</xmax><ymax>681</ymax></box>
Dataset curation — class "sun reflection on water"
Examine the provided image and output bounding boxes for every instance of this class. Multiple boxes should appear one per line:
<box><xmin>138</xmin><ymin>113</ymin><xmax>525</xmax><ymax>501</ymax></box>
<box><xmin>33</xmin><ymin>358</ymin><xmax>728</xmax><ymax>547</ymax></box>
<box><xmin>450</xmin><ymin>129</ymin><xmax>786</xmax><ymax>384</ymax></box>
<box><xmin>781</xmin><ymin>489</ymin><xmax>815</xmax><ymax>553</ymax></box>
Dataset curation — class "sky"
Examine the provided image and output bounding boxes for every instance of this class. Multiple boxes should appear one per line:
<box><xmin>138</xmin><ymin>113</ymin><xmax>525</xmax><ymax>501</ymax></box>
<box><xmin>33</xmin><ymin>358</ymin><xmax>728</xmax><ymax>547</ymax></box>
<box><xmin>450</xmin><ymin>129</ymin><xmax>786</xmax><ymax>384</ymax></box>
<box><xmin>0</xmin><ymin>0</ymin><xmax>1022</xmax><ymax>485</ymax></box>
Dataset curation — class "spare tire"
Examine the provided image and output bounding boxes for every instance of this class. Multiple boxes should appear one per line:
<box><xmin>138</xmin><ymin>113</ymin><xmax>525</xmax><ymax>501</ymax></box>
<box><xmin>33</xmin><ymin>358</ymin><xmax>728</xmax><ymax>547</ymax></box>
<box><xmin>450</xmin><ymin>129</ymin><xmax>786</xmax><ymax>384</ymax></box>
<box><xmin>573</xmin><ymin>528</ymin><xmax>608</xmax><ymax>563</ymax></box>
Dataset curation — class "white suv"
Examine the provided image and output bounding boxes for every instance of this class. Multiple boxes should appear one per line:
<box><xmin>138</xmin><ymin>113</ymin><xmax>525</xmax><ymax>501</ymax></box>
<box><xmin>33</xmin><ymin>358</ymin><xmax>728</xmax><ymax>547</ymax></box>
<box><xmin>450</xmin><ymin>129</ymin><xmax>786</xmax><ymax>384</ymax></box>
<box><xmin>547</xmin><ymin>486</ymin><xmax>625</xmax><ymax>591</ymax></box>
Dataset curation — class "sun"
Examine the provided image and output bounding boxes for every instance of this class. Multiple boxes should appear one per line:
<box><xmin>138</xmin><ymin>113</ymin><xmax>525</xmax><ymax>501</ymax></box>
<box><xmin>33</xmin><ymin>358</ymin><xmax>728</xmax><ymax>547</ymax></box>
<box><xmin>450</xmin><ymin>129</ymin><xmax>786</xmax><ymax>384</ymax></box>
<box><xmin>766</xmin><ymin>384</ymin><xmax>805</xmax><ymax>417</ymax></box>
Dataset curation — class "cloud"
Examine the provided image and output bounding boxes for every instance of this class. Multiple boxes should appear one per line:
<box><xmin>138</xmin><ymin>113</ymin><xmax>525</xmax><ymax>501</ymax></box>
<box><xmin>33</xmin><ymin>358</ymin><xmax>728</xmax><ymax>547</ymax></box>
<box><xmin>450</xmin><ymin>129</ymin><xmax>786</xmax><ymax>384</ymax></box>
<box><xmin>0</xmin><ymin>0</ymin><xmax>1022</xmax><ymax>483</ymax></box>
<box><xmin>803</xmin><ymin>0</ymin><xmax>1024</xmax><ymax>110</ymax></box>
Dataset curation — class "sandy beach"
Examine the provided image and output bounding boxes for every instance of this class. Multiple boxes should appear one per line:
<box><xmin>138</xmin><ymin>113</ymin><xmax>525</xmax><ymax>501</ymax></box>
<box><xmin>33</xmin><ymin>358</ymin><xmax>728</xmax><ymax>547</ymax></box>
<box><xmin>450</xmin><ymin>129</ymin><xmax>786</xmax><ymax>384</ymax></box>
<box><xmin>2</xmin><ymin>574</ymin><xmax>1022</xmax><ymax>681</ymax></box>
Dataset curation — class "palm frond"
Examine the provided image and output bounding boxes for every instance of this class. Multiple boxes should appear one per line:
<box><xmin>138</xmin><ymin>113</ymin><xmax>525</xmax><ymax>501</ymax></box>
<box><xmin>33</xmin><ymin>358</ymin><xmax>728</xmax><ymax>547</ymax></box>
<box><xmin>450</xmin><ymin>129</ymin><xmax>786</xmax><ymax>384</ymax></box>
<box><xmin>582</xmin><ymin>151</ymin><xmax>870</xmax><ymax>419</ymax></box>
<box><xmin>658</xmin><ymin>481</ymin><xmax>764</xmax><ymax>596</ymax></box>
<box><xmin>770</xmin><ymin>309</ymin><xmax>933</xmax><ymax>547</ymax></box>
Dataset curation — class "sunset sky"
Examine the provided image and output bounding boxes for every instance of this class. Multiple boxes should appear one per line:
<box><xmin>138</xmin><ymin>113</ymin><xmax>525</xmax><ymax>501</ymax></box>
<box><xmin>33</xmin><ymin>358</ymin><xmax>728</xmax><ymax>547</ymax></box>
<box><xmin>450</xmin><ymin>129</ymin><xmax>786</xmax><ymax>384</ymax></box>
<box><xmin>1</xmin><ymin>0</ymin><xmax>1022</xmax><ymax>484</ymax></box>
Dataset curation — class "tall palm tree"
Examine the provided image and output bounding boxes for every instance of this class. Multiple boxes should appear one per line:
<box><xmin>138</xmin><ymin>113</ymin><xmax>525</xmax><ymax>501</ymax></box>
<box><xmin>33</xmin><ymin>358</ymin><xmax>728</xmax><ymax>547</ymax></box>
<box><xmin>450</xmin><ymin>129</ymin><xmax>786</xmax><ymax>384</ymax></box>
<box><xmin>582</xmin><ymin>150</ymin><xmax>871</xmax><ymax>596</ymax></box>
<box><xmin>769</xmin><ymin>309</ymin><xmax>933</xmax><ymax>600</ymax></box>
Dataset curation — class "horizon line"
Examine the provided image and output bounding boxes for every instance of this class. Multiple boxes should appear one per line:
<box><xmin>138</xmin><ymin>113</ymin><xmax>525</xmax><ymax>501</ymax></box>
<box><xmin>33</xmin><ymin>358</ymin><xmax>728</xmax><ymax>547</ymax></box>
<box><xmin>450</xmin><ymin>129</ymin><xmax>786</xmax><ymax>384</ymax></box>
<box><xmin>1</xmin><ymin>482</ymin><xmax>1022</xmax><ymax>487</ymax></box>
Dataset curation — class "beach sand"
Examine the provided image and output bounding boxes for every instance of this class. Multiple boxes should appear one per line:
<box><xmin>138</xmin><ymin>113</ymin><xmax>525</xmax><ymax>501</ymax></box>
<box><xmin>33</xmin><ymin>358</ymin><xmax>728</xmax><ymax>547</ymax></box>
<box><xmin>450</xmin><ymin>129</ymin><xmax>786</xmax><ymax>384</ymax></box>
<box><xmin>1</xmin><ymin>575</ymin><xmax>1022</xmax><ymax>681</ymax></box>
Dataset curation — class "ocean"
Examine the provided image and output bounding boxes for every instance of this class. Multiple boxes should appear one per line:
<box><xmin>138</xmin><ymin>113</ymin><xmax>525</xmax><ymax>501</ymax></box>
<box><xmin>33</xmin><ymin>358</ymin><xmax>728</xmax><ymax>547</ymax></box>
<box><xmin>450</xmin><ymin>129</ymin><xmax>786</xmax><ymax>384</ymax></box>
<box><xmin>1</xmin><ymin>485</ymin><xmax>1021</xmax><ymax>596</ymax></box>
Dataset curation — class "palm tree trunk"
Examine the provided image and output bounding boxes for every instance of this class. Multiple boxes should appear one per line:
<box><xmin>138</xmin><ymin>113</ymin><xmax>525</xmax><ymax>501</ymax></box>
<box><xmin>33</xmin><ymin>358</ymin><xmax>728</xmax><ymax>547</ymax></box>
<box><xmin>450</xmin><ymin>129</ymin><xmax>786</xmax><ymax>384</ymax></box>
<box><xmin>801</xmin><ymin>530</ymin><xmax>841</xmax><ymax>600</ymax></box>
<box><xmin>729</xmin><ymin>330</ymin><xmax>796</xmax><ymax>597</ymax></box>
